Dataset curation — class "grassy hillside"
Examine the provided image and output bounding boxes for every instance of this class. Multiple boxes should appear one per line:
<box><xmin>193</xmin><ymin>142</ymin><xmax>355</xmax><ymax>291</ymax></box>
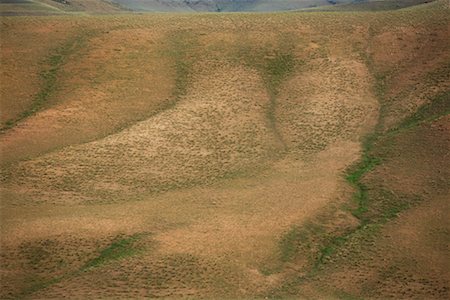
<box><xmin>0</xmin><ymin>0</ymin><xmax>449</xmax><ymax>298</ymax></box>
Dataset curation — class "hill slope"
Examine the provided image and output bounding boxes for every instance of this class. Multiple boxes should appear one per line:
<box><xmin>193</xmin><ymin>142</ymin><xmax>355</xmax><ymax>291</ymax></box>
<box><xmin>0</xmin><ymin>0</ymin><xmax>124</xmax><ymax>15</ymax></box>
<box><xmin>0</xmin><ymin>0</ymin><xmax>449</xmax><ymax>298</ymax></box>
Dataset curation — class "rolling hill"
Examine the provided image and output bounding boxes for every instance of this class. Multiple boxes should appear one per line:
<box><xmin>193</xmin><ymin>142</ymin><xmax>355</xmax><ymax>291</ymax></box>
<box><xmin>0</xmin><ymin>0</ymin><xmax>449</xmax><ymax>298</ymax></box>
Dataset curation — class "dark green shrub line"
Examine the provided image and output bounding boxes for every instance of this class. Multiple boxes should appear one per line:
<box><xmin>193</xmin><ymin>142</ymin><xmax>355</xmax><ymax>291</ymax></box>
<box><xmin>17</xmin><ymin>276</ymin><xmax>64</xmax><ymax>300</ymax></box>
<box><xmin>263</xmin><ymin>52</ymin><xmax>296</xmax><ymax>97</ymax></box>
<box><xmin>1</xmin><ymin>29</ymin><xmax>197</xmax><ymax>168</ymax></box>
<box><xmin>92</xmin><ymin>29</ymin><xmax>196</xmax><ymax>142</ymax></box>
<box><xmin>234</xmin><ymin>34</ymin><xmax>298</xmax><ymax>154</ymax></box>
<box><xmin>271</xmin><ymin>65</ymin><xmax>449</xmax><ymax>298</ymax></box>
<box><xmin>166</xmin><ymin>30</ymin><xmax>196</xmax><ymax>101</ymax></box>
<box><xmin>346</xmin><ymin>146</ymin><xmax>381</xmax><ymax>221</ymax></box>
<box><xmin>263</xmin><ymin>52</ymin><xmax>297</xmax><ymax>152</ymax></box>
<box><xmin>82</xmin><ymin>233</ymin><xmax>145</xmax><ymax>270</ymax></box>
<box><xmin>314</xmin><ymin>235</ymin><xmax>348</xmax><ymax>267</ymax></box>
<box><xmin>390</xmin><ymin>90</ymin><xmax>450</xmax><ymax>133</ymax></box>
<box><xmin>99</xmin><ymin>29</ymin><xmax>196</xmax><ymax>137</ymax></box>
<box><xmin>314</xmin><ymin>88</ymin><xmax>449</xmax><ymax>270</ymax></box>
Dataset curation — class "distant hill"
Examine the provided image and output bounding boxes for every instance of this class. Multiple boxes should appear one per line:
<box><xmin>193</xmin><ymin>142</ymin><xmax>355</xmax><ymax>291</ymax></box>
<box><xmin>109</xmin><ymin>0</ymin><xmax>433</xmax><ymax>11</ymax></box>
<box><xmin>0</xmin><ymin>0</ymin><xmax>435</xmax><ymax>14</ymax></box>
<box><xmin>0</xmin><ymin>0</ymin><xmax>123</xmax><ymax>15</ymax></box>
<box><xmin>110</xmin><ymin>0</ymin><xmax>339</xmax><ymax>12</ymax></box>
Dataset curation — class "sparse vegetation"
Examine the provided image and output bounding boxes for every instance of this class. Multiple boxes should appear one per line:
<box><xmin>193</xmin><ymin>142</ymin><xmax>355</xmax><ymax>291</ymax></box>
<box><xmin>1</xmin><ymin>0</ymin><xmax>449</xmax><ymax>299</ymax></box>
<box><xmin>1</xmin><ymin>32</ymin><xmax>90</xmax><ymax>132</ymax></box>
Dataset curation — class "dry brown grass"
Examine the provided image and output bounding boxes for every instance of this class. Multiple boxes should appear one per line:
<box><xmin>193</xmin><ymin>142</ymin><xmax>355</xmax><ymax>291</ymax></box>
<box><xmin>0</xmin><ymin>24</ymin><xmax>175</xmax><ymax>165</ymax></box>
<box><xmin>1</xmin><ymin>1</ymin><xmax>449</xmax><ymax>298</ymax></box>
<box><xmin>287</xmin><ymin>114</ymin><xmax>450</xmax><ymax>299</ymax></box>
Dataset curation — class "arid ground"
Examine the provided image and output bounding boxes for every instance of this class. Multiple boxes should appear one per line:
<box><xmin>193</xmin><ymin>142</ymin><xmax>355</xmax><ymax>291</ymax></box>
<box><xmin>0</xmin><ymin>0</ymin><xmax>449</xmax><ymax>298</ymax></box>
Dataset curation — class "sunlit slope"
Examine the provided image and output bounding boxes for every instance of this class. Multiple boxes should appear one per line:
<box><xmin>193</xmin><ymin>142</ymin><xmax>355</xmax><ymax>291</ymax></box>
<box><xmin>1</xmin><ymin>18</ymin><xmax>176</xmax><ymax>164</ymax></box>
<box><xmin>0</xmin><ymin>0</ymin><xmax>449</xmax><ymax>298</ymax></box>
<box><xmin>1</xmin><ymin>11</ymin><xmax>380</xmax><ymax>204</ymax></box>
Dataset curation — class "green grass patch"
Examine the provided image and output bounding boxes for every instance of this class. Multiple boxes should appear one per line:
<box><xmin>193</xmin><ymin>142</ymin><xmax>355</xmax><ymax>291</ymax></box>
<box><xmin>333</xmin><ymin>290</ymin><xmax>364</xmax><ymax>300</ymax></box>
<box><xmin>234</xmin><ymin>34</ymin><xmax>300</xmax><ymax>153</ymax></box>
<box><xmin>237</xmin><ymin>36</ymin><xmax>299</xmax><ymax>97</ymax></box>
<box><xmin>281</xmin><ymin>222</ymin><xmax>325</xmax><ymax>262</ymax></box>
<box><xmin>315</xmin><ymin>235</ymin><xmax>347</xmax><ymax>267</ymax></box>
<box><xmin>314</xmin><ymin>83</ymin><xmax>449</xmax><ymax>269</ymax></box>
<box><xmin>166</xmin><ymin>30</ymin><xmax>196</xmax><ymax>100</ymax></box>
<box><xmin>264</xmin><ymin>51</ymin><xmax>298</xmax><ymax>151</ymax></box>
<box><xmin>346</xmin><ymin>152</ymin><xmax>381</xmax><ymax>221</ymax></box>
<box><xmin>279</xmin><ymin>226</ymin><xmax>305</xmax><ymax>263</ymax></box>
<box><xmin>263</xmin><ymin>52</ymin><xmax>296</xmax><ymax>96</ymax></box>
<box><xmin>82</xmin><ymin>233</ymin><xmax>145</xmax><ymax>270</ymax></box>
<box><xmin>394</xmin><ymin>90</ymin><xmax>450</xmax><ymax>131</ymax></box>
<box><xmin>18</xmin><ymin>275</ymin><xmax>63</xmax><ymax>300</ymax></box>
<box><xmin>16</xmin><ymin>233</ymin><xmax>149</xmax><ymax>299</ymax></box>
